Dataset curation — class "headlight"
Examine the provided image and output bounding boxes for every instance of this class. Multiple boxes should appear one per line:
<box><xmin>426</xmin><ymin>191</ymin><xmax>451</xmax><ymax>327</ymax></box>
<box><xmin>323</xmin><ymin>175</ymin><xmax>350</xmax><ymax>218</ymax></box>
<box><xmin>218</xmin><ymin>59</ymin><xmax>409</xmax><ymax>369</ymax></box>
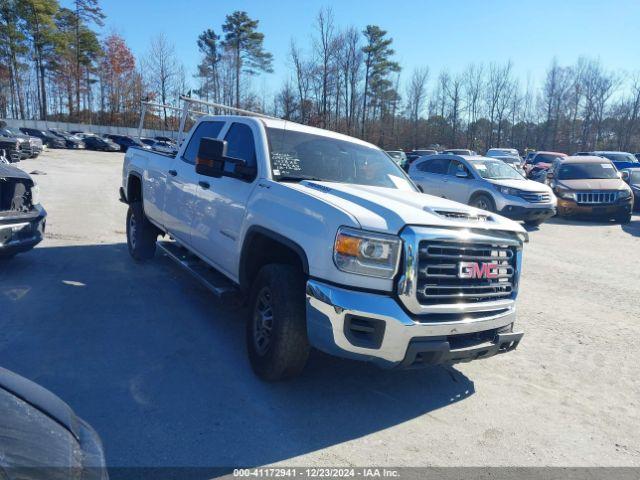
<box><xmin>618</xmin><ymin>189</ymin><xmax>632</xmax><ymax>199</ymax></box>
<box><xmin>30</xmin><ymin>183</ymin><xmax>40</xmax><ymax>205</ymax></box>
<box><xmin>334</xmin><ymin>227</ymin><xmax>401</xmax><ymax>279</ymax></box>
<box><xmin>496</xmin><ymin>186</ymin><xmax>521</xmax><ymax>196</ymax></box>
<box><xmin>555</xmin><ymin>188</ymin><xmax>576</xmax><ymax>200</ymax></box>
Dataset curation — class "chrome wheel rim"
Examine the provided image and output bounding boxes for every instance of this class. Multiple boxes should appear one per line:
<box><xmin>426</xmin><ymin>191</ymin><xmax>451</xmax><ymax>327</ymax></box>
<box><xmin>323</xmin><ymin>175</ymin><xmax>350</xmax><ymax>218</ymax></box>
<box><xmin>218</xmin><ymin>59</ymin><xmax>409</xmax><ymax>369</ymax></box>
<box><xmin>253</xmin><ymin>287</ymin><xmax>274</xmax><ymax>355</ymax></box>
<box><xmin>128</xmin><ymin>213</ymin><xmax>137</xmax><ymax>249</ymax></box>
<box><xmin>475</xmin><ymin>198</ymin><xmax>491</xmax><ymax>211</ymax></box>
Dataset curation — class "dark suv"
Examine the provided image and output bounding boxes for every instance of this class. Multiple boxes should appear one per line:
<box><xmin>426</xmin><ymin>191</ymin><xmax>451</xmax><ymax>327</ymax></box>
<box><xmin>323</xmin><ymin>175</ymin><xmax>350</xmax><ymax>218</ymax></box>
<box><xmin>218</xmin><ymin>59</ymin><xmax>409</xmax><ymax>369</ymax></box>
<box><xmin>103</xmin><ymin>134</ymin><xmax>146</xmax><ymax>152</ymax></box>
<box><xmin>19</xmin><ymin>127</ymin><xmax>66</xmax><ymax>148</ymax></box>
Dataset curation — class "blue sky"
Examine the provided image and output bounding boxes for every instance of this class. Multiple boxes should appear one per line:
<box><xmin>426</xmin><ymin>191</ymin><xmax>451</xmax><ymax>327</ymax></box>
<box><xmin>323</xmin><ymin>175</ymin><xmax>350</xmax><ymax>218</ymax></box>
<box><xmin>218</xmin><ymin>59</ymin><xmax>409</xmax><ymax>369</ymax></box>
<box><xmin>66</xmin><ymin>0</ymin><xmax>639</xmax><ymax>96</ymax></box>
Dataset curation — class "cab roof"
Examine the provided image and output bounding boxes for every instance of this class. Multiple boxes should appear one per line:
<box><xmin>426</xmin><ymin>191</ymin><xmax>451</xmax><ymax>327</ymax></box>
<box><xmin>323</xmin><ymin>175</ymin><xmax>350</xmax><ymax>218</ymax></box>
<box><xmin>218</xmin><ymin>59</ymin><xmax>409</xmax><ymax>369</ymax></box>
<box><xmin>195</xmin><ymin>115</ymin><xmax>378</xmax><ymax>149</ymax></box>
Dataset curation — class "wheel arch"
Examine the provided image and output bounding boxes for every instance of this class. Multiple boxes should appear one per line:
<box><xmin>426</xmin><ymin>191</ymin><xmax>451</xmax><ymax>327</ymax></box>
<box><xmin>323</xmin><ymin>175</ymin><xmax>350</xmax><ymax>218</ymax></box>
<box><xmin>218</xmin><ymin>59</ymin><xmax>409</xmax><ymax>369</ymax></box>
<box><xmin>126</xmin><ymin>171</ymin><xmax>143</xmax><ymax>203</ymax></box>
<box><xmin>239</xmin><ymin>226</ymin><xmax>309</xmax><ymax>293</ymax></box>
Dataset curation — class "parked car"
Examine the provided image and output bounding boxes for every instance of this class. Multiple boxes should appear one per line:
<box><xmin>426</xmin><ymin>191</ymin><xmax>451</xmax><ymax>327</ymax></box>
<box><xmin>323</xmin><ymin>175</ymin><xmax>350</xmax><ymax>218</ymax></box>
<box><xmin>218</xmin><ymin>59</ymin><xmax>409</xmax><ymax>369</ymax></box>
<box><xmin>0</xmin><ymin>367</ymin><xmax>108</xmax><ymax>479</ymax></box>
<box><xmin>547</xmin><ymin>156</ymin><xmax>633</xmax><ymax>223</ymax></box>
<box><xmin>48</xmin><ymin>129</ymin><xmax>85</xmax><ymax>149</ymax></box>
<box><xmin>486</xmin><ymin>148</ymin><xmax>520</xmax><ymax>159</ymax></box>
<box><xmin>0</xmin><ymin>124</ymin><xmax>43</xmax><ymax>158</ymax></box>
<box><xmin>0</xmin><ymin>162</ymin><xmax>47</xmax><ymax>257</ymax></box>
<box><xmin>581</xmin><ymin>151</ymin><xmax>640</xmax><ymax>171</ymax></box>
<box><xmin>385</xmin><ymin>150</ymin><xmax>408</xmax><ymax>168</ymax></box>
<box><xmin>0</xmin><ymin>131</ymin><xmax>26</xmax><ymax>162</ymax></box>
<box><xmin>103</xmin><ymin>134</ymin><xmax>147</xmax><ymax>152</ymax></box>
<box><xmin>619</xmin><ymin>168</ymin><xmax>640</xmax><ymax>210</ymax></box>
<box><xmin>524</xmin><ymin>151</ymin><xmax>567</xmax><ymax>176</ymax></box>
<box><xmin>150</xmin><ymin>140</ymin><xmax>178</xmax><ymax>155</ymax></box>
<box><xmin>493</xmin><ymin>155</ymin><xmax>526</xmax><ymax>176</ymax></box>
<box><xmin>154</xmin><ymin>135</ymin><xmax>175</xmax><ymax>144</ymax></box>
<box><xmin>83</xmin><ymin>135</ymin><xmax>121</xmax><ymax>152</ymax></box>
<box><xmin>409</xmin><ymin>154</ymin><xmax>556</xmax><ymax>226</ymax></box>
<box><xmin>121</xmin><ymin>114</ymin><xmax>527</xmax><ymax>380</ymax></box>
<box><xmin>412</xmin><ymin>149</ymin><xmax>438</xmax><ymax>156</ymax></box>
<box><xmin>140</xmin><ymin>137</ymin><xmax>156</xmax><ymax>147</ymax></box>
<box><xmin>19</xmin><ymin>127</ymin><xmax>67</xmax><ymax>149</ymax></box>
<box><xmin>442</xmin><ymin>148</ymin><xmax>476</xmax><ymax>156</ymax></box>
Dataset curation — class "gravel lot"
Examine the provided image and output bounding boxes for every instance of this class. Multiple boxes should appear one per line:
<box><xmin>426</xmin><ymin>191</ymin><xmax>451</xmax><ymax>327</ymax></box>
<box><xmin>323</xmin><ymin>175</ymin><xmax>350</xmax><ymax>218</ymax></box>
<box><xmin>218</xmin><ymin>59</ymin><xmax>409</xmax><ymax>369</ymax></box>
<box><xmin>1</xmin><ymin>149</ymin><xmax>639</xmax><ymax>468</ymax></box>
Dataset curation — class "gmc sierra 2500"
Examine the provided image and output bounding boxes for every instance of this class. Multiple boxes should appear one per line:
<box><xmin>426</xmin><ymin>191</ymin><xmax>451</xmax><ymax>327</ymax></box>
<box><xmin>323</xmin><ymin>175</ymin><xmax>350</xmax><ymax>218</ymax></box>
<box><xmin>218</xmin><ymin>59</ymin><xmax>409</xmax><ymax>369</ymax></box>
<box><xmin>121</xmin><ymin>112</ymin><xmax>527</xmax><ymax>381</ymax></box>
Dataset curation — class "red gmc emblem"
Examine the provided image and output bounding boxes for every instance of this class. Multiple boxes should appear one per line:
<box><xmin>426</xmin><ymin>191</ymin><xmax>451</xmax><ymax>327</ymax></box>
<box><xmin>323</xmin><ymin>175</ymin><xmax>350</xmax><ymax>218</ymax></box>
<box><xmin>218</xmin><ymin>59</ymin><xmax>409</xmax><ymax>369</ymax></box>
<box><xmin>458</xmin><ymin>261</ymin><xmax>499</xmax><ymax>279</ymax></box>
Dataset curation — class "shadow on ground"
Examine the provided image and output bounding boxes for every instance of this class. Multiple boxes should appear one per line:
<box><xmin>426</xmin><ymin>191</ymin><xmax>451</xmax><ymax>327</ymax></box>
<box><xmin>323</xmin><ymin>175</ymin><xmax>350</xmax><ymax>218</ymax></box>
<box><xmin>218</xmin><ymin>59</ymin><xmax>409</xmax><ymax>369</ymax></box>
<box><xmin>0</xmin><ymin>243</ymin><xmax>474</xmax><ymax>468</ymax></box>
<box><xmin>543</xmin><ymin>214</ymin><xmax>640</xmax><ymax>237</ymax></box>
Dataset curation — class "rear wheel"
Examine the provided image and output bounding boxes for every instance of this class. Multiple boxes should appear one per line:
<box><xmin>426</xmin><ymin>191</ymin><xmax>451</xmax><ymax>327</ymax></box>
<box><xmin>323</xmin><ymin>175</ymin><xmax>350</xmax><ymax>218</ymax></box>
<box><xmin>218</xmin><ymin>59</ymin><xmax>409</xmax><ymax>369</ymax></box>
<box><xmin>246</xmin><ymin>264</ymin><xmax>310</xmax><ymax>381</ymax></box>
<box><xmin>470</xmin><ymin>194</ymin><xmax>496</xmax><ymax>213</ymax></box>
<box><xmin>126</xmin><ymin>201</ymin><xmax>158</xmax><ymax>261</ymax></box>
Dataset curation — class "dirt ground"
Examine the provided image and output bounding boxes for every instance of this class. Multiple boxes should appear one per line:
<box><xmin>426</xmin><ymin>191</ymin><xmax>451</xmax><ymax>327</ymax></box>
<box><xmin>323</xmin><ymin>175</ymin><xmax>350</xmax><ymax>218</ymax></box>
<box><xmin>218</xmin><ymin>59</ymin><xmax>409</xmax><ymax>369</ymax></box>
<box><xmin>1</xmin><ymin>148</ymin><xmax>639</xmax><ymax>467</ymax></box>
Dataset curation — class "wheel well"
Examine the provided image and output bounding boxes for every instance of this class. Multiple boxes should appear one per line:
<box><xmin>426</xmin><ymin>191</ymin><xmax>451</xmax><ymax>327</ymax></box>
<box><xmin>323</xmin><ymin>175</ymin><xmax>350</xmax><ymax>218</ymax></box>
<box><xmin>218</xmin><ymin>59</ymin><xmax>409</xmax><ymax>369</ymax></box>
<box><xmin>469</xmin><ymin>190</ymin><xmax>493</xmax><ymax>202</ymax></box>
<box><xmin>127</xmin><ymin>174</ymin><xmax>142</xmax><ymax>203</ymax></box>
<box><xmin>240</xmin><ymin>231</ymin><xmax>308</xmax><ymax>292</ymax></box>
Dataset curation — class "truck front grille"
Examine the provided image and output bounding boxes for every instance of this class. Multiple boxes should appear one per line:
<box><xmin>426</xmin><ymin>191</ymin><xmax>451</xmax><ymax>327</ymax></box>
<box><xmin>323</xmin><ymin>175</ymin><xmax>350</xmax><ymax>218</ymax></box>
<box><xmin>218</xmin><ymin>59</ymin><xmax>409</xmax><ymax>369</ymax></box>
<box><xmin>417</xmin><ymin>241</ymin><xmax>516</xmax><ymax>305</ymax></box>
<box><xmin>518</xmin><ymin>191</ymin><xmax>551</xmax><ymax>203</ymax></box>
<box><xmin>576</xmin><ymin>191</ymin><xmax>616</xmax><ymax>204</ymax></box>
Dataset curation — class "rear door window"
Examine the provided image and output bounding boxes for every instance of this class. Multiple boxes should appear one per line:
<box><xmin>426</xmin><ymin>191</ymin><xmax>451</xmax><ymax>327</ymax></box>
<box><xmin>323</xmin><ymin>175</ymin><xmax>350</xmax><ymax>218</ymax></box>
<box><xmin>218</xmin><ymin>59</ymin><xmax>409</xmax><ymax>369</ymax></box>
<box><xmin>419</xmin><ymin>158</ymin><xmax>450</xmax><ymax>174</ymax></box>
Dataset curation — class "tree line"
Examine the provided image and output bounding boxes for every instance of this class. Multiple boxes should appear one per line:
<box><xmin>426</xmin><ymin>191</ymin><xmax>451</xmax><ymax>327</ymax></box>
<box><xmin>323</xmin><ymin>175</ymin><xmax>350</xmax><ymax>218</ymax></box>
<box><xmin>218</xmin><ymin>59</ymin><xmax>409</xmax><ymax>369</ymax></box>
<box><xmin>2</xmin><ymin>2</ymin><xmax>640</xmax><ymax>153</ymax></box>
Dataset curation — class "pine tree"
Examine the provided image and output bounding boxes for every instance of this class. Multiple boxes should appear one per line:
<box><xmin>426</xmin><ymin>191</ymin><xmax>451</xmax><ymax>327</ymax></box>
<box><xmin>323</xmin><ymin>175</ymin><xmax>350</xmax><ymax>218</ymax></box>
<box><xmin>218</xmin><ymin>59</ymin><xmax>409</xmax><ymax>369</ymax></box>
<box><xmin>360</xmin><ymin>25</ymin><xmax>400</xmax><ymax>137</ymax></box>
<box><xmin>221</xmin><ymin>11</ymin><xmax>273</xmax><ymax>108</ymax></box>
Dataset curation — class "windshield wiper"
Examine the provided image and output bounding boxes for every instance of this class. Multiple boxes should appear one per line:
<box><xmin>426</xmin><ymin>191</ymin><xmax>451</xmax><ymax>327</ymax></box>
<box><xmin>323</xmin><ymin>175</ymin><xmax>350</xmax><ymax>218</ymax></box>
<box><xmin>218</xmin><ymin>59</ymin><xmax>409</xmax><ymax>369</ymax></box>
<box><xmin>276</xmin><ymin>175</ymin><xmax>325</xmax><ymax>182</ymax></box>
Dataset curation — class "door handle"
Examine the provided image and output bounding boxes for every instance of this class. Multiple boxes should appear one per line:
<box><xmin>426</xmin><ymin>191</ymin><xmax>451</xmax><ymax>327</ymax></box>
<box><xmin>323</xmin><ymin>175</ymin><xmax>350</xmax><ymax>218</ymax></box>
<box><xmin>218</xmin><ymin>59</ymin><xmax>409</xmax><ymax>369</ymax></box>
<box><xmin>199</xmin><ymin>181</ymin><xmax>210</xmax><ymax>189</ymax></box>
<box><xmin>168</xmin><ymin>169</ymin><xmax>177</xmax><ymax>176</ymax></box>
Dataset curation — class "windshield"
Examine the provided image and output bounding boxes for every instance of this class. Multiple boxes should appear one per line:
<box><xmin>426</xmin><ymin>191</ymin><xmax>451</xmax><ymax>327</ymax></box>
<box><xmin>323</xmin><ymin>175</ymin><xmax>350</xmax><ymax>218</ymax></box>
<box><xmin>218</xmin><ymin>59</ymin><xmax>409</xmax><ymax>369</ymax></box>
<box><xmin>557</xmin><ymin>162</ymin><xmax>619</xmax><ymax>180</ymax></box>
<box><xmin>600</xmin><ymin>152</ymin><xmax>637</xmax><ymax>163</ymax></box>
<box><xmin>266</xmin><ymin>127</ymin><xmax>416</xmax><ymax>191</ymax></box>
<box><xmin>534</xmin><ymin>153</ymin><xmax>564</xmax><ymax>163</ymax></box>
<box><xmin>469</xmin><ymin>159</ymin><xmax>524</xmax><ymax>180</ymax></box>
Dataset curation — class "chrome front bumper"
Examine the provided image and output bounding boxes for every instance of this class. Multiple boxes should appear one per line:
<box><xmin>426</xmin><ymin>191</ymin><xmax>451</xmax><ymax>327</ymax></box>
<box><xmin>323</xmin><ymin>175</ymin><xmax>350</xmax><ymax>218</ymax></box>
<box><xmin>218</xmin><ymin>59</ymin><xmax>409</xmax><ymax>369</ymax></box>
<box><xmin>306</xmin><ymin>279</ymin><xmax>521</xmax><ymax>367</ymax></box>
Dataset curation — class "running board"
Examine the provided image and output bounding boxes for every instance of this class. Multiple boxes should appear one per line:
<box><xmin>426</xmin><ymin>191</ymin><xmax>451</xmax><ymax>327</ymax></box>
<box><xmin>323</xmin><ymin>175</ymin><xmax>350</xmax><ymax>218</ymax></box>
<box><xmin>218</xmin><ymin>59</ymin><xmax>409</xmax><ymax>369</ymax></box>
<box><xmin>157</xmin><ymin>241</ymin><xmax>240</xmax><ymax>300</ymax></box>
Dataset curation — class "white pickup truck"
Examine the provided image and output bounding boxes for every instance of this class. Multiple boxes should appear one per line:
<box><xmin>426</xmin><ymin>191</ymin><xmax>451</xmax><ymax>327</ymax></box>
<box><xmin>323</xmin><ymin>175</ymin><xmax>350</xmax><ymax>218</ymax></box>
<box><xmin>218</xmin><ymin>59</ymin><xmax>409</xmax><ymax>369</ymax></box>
<box><xmin>121</xmin><ymin>114</ymin><xmax>527</xmax><ymax>380</ymax></box>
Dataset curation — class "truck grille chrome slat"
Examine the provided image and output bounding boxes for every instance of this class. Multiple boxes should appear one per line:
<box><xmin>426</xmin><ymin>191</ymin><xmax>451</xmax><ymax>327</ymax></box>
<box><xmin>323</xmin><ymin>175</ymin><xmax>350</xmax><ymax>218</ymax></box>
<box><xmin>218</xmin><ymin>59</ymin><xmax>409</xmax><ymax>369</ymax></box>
<box><xmin>417</xmin><ymin>241</ymin><xmax>517</xmax><ymax>305</ymax></box>
<box><xmin>576</xmin><ymin>191</ymin><xmax>616</xmax><ymax>204</ymax></box>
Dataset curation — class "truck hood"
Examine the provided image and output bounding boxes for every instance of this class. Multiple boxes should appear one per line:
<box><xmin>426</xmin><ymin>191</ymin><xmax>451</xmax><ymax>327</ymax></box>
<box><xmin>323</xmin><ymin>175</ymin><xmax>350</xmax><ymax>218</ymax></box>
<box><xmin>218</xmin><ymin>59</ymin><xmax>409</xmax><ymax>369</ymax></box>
<box><xmin>285</xmin><ymin>181</ymin><xmax>526</xmax><ymax>236</ymax></box>
<box><xmin>556</xmin><ymin>178</ymin><xmax>625</xmax><ymax>190</ymax></box>
<box><xmin>486</xmin><ymin>178</ymin><xmax>552</xmax><ymax>192</ymax></box>
<box><xmin>0</xmin><ymin>162</ymin><xmax>31</xmax><ymax>181</ymax></box>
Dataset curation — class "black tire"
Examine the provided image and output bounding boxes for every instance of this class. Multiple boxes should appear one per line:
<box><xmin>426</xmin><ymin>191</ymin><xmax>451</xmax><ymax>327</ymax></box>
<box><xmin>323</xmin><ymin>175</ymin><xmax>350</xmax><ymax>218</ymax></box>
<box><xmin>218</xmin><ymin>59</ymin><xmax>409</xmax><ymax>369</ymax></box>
<box><xmin>470</xmin><ymin>193</ymin><xmax>496</xmax><ymax>212</ymax></box>
<box><xmin>524</xmin><ymin>218</ymin><xmax>544</xmax><ymax>227</ymax></box>
<box><xmin>246</xmin><ymin>264</ymin><xmax>310</xmax><ymax>381</ymax></box>
<box><xmin>126</xmin><ymin>201</ymin><xmax>158</xmax><ymax>261</ymax></box>
<box><xmin>616</xmin><ymin>211</ymin><xmax>632</xmax><ymax>224</ymax></box>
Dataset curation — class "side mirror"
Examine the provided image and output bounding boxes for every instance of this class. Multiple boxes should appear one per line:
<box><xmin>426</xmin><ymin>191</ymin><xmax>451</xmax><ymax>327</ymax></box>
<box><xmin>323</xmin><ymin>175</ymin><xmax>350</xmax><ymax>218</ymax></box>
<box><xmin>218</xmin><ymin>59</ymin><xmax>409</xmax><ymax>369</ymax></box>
<box><xmin>546</xmin><ymin>172</ymin><xmax>554</xmax><ymax>179</ymax></box>
<box><xmin>621</xmin><ymin>171</ymin><xmax>630</xmax><ymax>183</ymax></box>
<box><xmin>455</xmin><ymin>170</ymin><xmax>469</xmax><ymax>178</ymax></box>
<box><xmin>195</xmin><ymin>137</ymin><xmax>227</xmax><ymax>178</ymax></box>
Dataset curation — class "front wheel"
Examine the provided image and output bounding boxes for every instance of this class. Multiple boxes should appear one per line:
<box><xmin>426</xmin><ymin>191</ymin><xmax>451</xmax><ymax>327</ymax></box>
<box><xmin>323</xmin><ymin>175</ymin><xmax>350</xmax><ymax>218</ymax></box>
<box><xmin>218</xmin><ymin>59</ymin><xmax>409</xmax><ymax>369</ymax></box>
<box><xmin>524</xmin><ymin>218</ymin><xmax>545</xmax><ymax>227</ymax></box>
<box><xmin>126</xmin><ymin>201</ymin><xmax>158</xmax><ymax>261</ymax></box>
<box><xmin>246</xmin><ymin>264</ymin><xmax>310</xmax><ymax>381</ymax></box>
<box><xmin>616</xmin><ymin>211</ymin><xmax>632</xmax><ymax>224</ymax></box>
<box><xmin>470</xmin><ymin>194</ymin><xmax>496</xmax><ymax>212</ymax></box>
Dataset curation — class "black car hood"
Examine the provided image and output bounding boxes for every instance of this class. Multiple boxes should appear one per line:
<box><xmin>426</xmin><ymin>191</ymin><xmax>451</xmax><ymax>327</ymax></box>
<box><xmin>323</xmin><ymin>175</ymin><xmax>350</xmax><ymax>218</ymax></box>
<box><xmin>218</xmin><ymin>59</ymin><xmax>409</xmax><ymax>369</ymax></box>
<box><xmin>0</xmin><ymin>163</ymin><xmax>32</xmax><ymax>181</ymax></box>
<box><xmin>0</xmin><ymin>367</ymin><xmax>79</xmax><ymax>440</ymax></box>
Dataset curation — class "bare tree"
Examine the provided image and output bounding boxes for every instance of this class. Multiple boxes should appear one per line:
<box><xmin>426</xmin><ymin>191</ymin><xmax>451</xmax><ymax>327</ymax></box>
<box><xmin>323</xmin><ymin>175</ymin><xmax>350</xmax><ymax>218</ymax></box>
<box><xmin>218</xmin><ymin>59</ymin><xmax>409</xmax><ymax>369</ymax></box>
<box><xmin>142</xmin><ymin>33</ymin><xmax>178</xmax><ymax>127</ymax></box>
<box><xmin>406</xmin><ymin>67</ymin><xmax>429</xmax><ymax>147</ymax></box>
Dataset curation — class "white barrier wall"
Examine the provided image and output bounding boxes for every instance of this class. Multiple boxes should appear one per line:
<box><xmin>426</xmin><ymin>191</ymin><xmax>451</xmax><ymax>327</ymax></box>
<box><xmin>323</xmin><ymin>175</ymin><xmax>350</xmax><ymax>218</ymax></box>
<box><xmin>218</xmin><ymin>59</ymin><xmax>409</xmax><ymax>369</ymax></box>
<box><xmin>1</xmin><ymin>118</ymin><xmax>182</xmax><ymax>141</ymax></box>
